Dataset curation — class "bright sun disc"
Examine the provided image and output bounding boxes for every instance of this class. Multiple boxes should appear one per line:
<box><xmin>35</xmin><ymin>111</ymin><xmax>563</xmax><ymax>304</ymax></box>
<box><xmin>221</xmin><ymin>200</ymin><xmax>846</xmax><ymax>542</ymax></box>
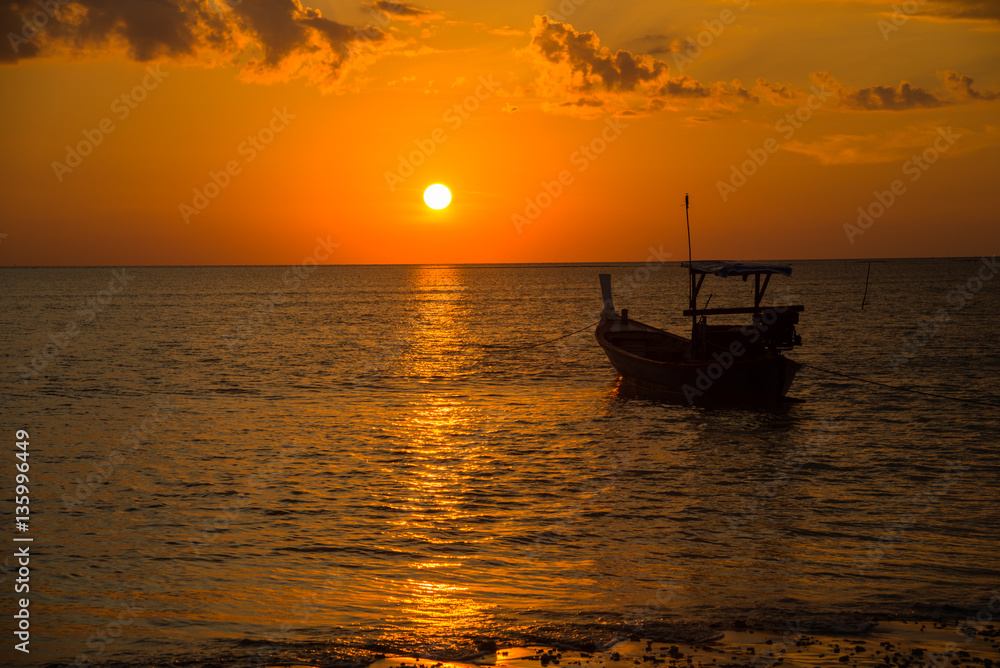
<box><xmin>423</xmin><ymin>184</ymin><xmax>452</xmax><ymax>210</ymax></box>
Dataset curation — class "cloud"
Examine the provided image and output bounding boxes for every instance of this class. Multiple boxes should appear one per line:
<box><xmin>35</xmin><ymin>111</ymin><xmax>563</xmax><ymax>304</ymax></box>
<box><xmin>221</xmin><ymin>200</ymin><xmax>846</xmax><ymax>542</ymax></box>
<box><xmin>373</xmin><ymin>1</ymin><xmax>442</xmax><ymax>26</ymax></box>
<box><xmin>940</xmin><ymin>70</ymin><xmax>999</xmax><ymax>101</ymax></box>
<box><xmin>754</xmin><ymin>77</ymin><xmax>808</xmax><ymax>105</ymax></box>
<box><xmin>783</xmin><ymin>123</ymin><xmax>1000</xmax><ymax>165</ymax></box>
<box><xmin>523</xmin><ymin>15</ymin><xmax>756</xmax><ymax>116</ymax></box>
<box><xmin>811</xmin><ymin>72</ymin><xmax>946</xmax><ymax>111</ymax></box>
<box><xmin>624</xmin><ymin>33</ymin><xmax>682</xmax><ymax>56</ymax></box>
<box><xmin>527</xmin><ymin>15</ymin><xmax>667</xmax><ymax>93</ymax></box>
<box><xmin>520</xmin><ymin>15</ymin><xmax>995</xmax><ymax>118</ymax></box>
<box><xmin>783</xmin><ymin>131</ymin><xmax>926</xmax><ymax>165</ymax></box>
<box><xmin>1</xmin><ymin>0</ymin><xmax>415</xmax><ymax>92</ymax></box>
<box><xmin>755</xmin><ymin>71</ymin><xmax>999</xmax><ymax>112</ymax></box>
<box><xmin>488</xmin><ymin>26</ymin><xmax>525</xmax><ymax>37</ymax></box>
<box><xmin>925</xmin><ymin>0</ymin><xmax>1000</xmax><ymax>22</ymax></box>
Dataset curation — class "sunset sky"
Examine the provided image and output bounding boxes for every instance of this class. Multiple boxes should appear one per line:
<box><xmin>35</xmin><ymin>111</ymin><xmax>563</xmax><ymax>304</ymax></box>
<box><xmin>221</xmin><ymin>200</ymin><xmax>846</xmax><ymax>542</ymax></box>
<box><xmin>1</xmin><ymin>0</ymin><xmax>997</xmax><ymax>265</ymax></box>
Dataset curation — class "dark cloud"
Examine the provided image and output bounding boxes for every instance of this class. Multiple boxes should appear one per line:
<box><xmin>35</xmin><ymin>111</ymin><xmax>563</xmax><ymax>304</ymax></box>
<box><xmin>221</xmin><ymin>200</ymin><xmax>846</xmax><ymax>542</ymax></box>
<box><xmin>373</xmin><ymin>1</ymin><xmax>440</xmax><ymax>25</ymax></box>
<box><xmin>525</xmin><ymin>15</ymin><xmax>757</xmax><ymax>115</ymax></box>
<box><xmin>658</xmin><ymin>75</ymin><xmax>710</xmax><ymax>98</ymax></box>
<box><xmin>232</xmin><ymin>0</ymin><xmax>311</xmax><ymax>65</ymax></box>
<box><xmin>757</xmin><ymin>72</ymin><xmax>998</xmax><ymax>111</ymax></box>
<box><xmin>529</xmin><ymin>15</ymin><xmax>668</xmax><ymax>93</ymax></box>
<box><xmin>927</xmin><ymin>0</ymin><xmax>1000</xmax><ymax>21</ymax></box>
<box><xmin>848</xmin><ymin>82</ymin><xmax>942</xmax><ymax>110</ymax></box>
<box><xmin>754</xmin><ymin>77</ymin><xmax>803</xmax><ymax>105</ymax></box>
<box><xmin>811</xmin><ymin>72</ymin><xmax>945</xmax><ymax>111</ymax></box>
<box><xmin>2</xmin><ymin>3</ymin><xmax>41</xmax><ymax>62</ymax></box>
<box><xmin>559</xmin><ymin>97</ymin><xmax>606</xmax><ymax>108</ymax></box>
<box><xmin>374</xmin><ymin>1</ymin><xmax>427</xmax><ymax>18</ymax></box>
<box><xmin>625</xmin><ymin>33</ymin><xmax>680</xmax><ymax>56</ymax></box>
<box><xmin>941</xmin><ymin>70</ymin><xmax>999</xmax><ymax>101</ymax></box>
<box><xmin>2</xmin><ymin>0</ymin><xmax>390</xmax><ymax>90</ymax></box>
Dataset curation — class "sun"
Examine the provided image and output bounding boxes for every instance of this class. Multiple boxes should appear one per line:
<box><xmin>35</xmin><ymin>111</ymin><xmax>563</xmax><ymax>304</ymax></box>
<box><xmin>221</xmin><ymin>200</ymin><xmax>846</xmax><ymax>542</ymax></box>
<box><xmin>423</xmin><ymin>184</ymin><xmax>452</xmax><ymax>210</ymax></box>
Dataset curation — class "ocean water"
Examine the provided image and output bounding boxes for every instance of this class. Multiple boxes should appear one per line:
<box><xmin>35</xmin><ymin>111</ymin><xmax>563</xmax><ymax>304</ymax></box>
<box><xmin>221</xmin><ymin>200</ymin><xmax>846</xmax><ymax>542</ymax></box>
<box><xmin>1</xmin><ymin>260</ymin><xmax>998</xmax><ymax>667</ymax></box>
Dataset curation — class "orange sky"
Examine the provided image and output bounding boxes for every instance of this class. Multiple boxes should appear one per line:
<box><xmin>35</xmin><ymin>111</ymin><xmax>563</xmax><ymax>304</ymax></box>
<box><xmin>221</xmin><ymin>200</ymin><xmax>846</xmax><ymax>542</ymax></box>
<box><xmin>1</xmin><ymin>0</ymin><xmax>998</xmax><ymax>265</ymax></box>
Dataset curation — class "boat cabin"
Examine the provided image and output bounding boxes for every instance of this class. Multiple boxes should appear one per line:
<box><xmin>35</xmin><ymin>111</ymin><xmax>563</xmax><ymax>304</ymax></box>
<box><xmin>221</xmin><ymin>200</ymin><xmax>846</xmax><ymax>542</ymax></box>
<box><xmin>681</xmin><ymin>261</ymin><xmax>804</xmax><ymax>357</ymax></box>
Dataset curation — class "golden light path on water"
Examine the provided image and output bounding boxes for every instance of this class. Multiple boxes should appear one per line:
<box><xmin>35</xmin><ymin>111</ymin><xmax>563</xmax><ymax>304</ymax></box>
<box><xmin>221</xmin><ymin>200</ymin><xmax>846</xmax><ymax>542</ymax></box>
<box><xmin>381</xmin><ymin>266</ymin><xmax>495</xmax><ymax>636</ymax></box>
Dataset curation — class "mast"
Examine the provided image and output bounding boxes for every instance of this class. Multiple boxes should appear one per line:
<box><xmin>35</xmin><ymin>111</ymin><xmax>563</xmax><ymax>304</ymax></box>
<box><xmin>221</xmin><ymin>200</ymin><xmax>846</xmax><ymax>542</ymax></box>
<box><xmin>685</xmin><ymin>194</ymin><xmax>696</xmax><ymax>344</ymax></box>
<box><xmin>861</xmin><ymin>261</ymin><xmax>872</xmax><ymax>310</ymax></box>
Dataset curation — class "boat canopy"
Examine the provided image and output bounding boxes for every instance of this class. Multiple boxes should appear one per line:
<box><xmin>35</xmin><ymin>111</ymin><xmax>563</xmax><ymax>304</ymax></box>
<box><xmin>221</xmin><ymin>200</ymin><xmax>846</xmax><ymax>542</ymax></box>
<box><xmin>682</xmin><ymin>261</ymin><xmax>792</xmax><ymax>277</ymax></box>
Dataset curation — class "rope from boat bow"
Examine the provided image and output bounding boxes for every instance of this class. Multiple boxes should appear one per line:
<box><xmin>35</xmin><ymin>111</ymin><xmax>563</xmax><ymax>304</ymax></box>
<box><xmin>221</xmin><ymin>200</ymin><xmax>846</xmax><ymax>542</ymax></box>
<box><xmin>801</xmin><ymin>362</ymin><xmax>999</xmax><ymax>408</ymax></box>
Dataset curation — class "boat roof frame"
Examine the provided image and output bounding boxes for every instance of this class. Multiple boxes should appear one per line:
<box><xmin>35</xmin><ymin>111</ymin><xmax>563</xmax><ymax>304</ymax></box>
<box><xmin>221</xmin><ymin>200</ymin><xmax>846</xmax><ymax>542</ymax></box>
<box><xmin>682</xmin><ymin>260</ymin><xmax>800</xmax><ymax>317</ymax></box>
<box><xmin>681</xmin><ymin>260</ymin><xmax>792</xmax><ymax>277</ymax></box>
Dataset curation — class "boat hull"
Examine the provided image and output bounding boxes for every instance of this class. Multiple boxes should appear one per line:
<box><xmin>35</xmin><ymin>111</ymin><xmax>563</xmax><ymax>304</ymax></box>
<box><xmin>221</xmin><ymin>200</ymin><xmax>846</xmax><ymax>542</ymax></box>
<box><xmin>596</xmin><ymin>317</ymin><xmax>800</xmax><ymax>406</ymax></box>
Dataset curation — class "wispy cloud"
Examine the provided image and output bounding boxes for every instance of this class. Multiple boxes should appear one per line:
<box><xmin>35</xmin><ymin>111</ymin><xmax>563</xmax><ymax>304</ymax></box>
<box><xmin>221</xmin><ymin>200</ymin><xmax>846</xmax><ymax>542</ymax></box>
<box><xmin>372</xmin><ymin>1</ymin><xmax>442</xmax><ymax>26</ymax></box>
<box><xmin>783</xmin><ymin>123</ymin><xmax>1000</xmax><ymax>165</ymax></box>
<box><xmin>754</xmin><ymin>71</ymin><xmax>999</xmax><ymax>111</ymax></box>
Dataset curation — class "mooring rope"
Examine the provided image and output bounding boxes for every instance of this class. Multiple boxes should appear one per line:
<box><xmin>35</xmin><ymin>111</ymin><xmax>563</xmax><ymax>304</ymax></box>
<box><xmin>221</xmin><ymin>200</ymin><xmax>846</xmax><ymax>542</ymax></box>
<box><xmin>514</xmin><ymin>320</ymin><xmax>601</xmax><ymax>350</ymax></box>
<box><xmin>504</xmin><ymin>321</ymin><xmax>997</xmax><ymax>408</ymax></box>
<box><xmin>800</xmin><ymin>362</ymin><xmax>998</xmax><ymax>408</ymax></box>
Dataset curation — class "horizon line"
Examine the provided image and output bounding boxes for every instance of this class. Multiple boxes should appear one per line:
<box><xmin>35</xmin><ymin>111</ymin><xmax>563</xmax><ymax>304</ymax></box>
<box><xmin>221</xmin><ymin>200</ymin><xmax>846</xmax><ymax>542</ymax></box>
<box><xmin>0</xmin><ymin>255</ymin><xmax>990</xmax><ymax>269</ymax></box>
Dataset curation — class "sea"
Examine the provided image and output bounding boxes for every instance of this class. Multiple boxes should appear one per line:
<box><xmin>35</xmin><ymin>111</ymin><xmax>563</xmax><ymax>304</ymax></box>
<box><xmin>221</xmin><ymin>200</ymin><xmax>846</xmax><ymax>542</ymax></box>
<box><xmin>1</xmin><ymin>259</ymin><xmax>998</xmax><ymax>667</ymax></box>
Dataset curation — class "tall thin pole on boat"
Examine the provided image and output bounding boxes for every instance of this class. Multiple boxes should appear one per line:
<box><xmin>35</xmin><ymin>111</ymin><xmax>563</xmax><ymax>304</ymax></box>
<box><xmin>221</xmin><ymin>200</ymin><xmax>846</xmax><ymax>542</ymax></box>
<box><xmin>861</xmin><ymin>261</ymin><xmax>872</xmax><ymax>310</ymax></box>
<box><xmin>685</xmin><ymin>193</ymin><xmax>696</xmax><ymax>341</ymax></box>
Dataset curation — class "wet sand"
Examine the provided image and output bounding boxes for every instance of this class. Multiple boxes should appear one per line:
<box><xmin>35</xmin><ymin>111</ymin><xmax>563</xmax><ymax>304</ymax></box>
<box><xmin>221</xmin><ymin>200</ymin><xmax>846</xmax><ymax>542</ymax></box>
<box><xmin>358</xmin><ymin>620</ymin><xmax>997</xmax><ymax>668</ymax></box>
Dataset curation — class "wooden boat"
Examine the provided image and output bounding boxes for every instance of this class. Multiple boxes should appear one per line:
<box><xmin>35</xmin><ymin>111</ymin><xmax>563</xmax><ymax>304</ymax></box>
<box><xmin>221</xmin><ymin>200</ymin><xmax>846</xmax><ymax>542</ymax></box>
<box><xmin>596</xmin><ymin>195</ymin><xmax>804</xmax><ymax>406</ymax></box>
<box><xmin>596</xmin><ymin>262</ymin><xmax>804</xmax><ymax>406</ymax></box>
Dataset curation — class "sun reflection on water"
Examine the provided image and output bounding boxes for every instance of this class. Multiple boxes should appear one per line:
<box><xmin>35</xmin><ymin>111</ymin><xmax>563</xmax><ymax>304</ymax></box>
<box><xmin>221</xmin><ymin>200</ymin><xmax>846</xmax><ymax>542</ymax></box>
<box><xmin>376</xmin><ymin>266</ymin><xmax>502</xmax><ymax>633</ymax></box>
<box><xmin>388</xmin><ymin>577</ymin><xmax>491</xmax><ymax>629</ymax></box>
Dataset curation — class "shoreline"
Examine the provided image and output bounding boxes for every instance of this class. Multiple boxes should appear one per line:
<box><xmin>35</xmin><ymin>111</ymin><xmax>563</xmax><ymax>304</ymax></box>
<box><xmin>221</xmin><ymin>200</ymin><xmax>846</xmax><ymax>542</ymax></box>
<box><xmin>363</xmin><ymin>620</ymin><xmax>997</xmax><ymax>668</ymax></box>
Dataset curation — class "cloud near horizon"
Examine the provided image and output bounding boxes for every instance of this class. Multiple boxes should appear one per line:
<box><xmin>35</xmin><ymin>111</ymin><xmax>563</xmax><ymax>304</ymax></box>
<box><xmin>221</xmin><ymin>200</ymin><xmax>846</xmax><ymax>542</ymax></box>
<box><xmin>782</xmin><ymin>122</ymin><xmax>1000</xmax><ymax>166</ymax></box>
<box><xmin>808</xmin><ymin>71</ymin><xmax>999</xmax><ymax>111</ymax></box>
